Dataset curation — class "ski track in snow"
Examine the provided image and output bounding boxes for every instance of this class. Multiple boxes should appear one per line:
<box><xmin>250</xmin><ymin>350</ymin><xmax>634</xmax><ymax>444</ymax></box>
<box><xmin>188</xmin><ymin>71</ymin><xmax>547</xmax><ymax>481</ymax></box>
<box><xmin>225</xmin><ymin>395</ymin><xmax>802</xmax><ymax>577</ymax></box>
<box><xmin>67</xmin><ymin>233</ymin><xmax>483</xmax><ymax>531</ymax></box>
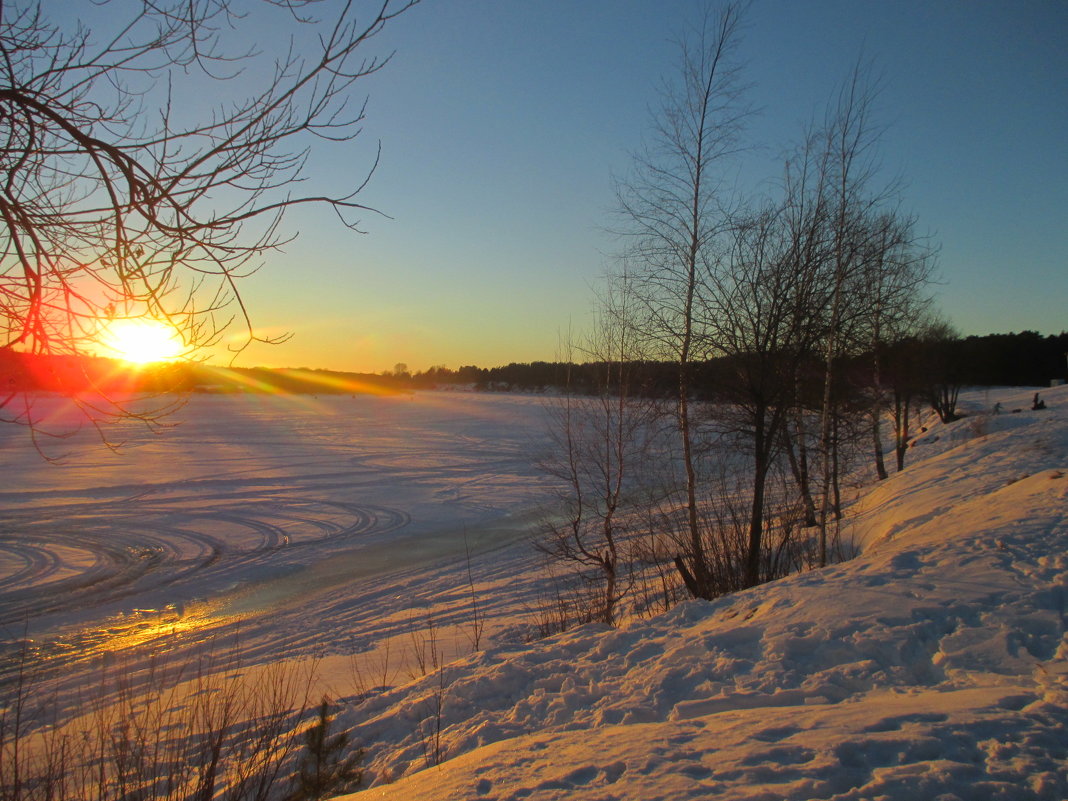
<box><xmin>0</xmin><ymin>392</ymin><xmax>558</xmax><ymax>671</ymax></box>
<box><xmin>0</xmin><ymin>494</ymin><xmax>410</xmax><ymax>619</ymax></box>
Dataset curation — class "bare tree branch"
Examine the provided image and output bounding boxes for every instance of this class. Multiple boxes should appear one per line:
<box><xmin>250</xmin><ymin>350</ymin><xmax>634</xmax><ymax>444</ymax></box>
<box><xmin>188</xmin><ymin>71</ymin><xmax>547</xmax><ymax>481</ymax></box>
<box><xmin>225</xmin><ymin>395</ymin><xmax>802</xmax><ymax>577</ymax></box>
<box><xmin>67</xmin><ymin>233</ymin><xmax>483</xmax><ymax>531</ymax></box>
<box><xmin>0</xmin><ymin>0</ymin><xmax>418</xmax><ymax>441</ymax></box>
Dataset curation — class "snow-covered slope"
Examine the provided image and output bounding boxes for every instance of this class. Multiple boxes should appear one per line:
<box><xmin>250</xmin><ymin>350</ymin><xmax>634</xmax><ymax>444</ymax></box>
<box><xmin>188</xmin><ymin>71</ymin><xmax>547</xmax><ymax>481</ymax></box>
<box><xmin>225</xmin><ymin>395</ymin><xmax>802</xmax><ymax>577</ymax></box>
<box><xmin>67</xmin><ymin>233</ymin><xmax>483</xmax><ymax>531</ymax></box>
<box><xmin>343</xmin><ymin>386</ymin><xmax>1068</xmax><ymax>801</ymax></box>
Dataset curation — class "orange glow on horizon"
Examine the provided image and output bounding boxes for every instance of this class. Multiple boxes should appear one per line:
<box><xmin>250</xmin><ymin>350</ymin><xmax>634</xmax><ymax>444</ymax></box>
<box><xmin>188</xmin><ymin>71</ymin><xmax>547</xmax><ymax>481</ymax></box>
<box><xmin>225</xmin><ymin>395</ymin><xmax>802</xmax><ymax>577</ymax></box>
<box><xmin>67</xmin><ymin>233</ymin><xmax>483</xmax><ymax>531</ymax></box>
<box><xmin>195</xmin><ymin>364</ymin><xmax>409</xmax><ymax>398</ymax></box>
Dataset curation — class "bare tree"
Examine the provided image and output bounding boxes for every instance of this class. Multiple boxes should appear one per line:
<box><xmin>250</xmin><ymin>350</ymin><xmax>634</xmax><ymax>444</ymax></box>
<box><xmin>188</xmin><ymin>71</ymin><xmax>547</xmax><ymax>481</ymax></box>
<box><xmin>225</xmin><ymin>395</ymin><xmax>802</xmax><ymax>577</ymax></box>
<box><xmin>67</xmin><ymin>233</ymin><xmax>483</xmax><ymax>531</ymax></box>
<box><xmin>882</xmin><ymin>331</ymin><xmax>925</xmax><ymax>472</ymax></box>
<box><xmin>693</xmin><ymin>64</ymin><xmax>935</xmax><ymax>583</ymax></box>
<box><xmin>857</xmin><ymin>213</ymin><xmax>934</xmax><ymax>480</ymax></box>
<box><xmin>615</xmin><ymin>2</ymin><xmax>750</xmax><ymax>599</ymax></box>
<box><xmin>810</xmin><ymin>64</ymin><xmax>890</xmax><ymax>565</ymax></box>
<box><xmin>538</xmin><ymin>274</ymin><xmax>659</xmax><ymax>625</ymax></box>
<box><xmin>774</xmin><ymin>128</ymin><xmax>836</xmax><ymax>532</ymax></box>
<box><xmin>700</xmin><ymin>199</ymin><xmax>823</xmax><ymax>588</ymax></box>
<box><xmin>769</xmin><ymin>63</ymin><xmax>934</xmax><ymax>567</ymax></box>
<box><xmin>605</xmin><ymin>8</ymin><xmax>937</xmax><ymax>597</ymax></box>
<box><xmin>0</xmin><ymin>0</ymin><xmax>418</xmax><ymax>436</ymax></box>
<box><xmin>917</xmin><ymin>316</ymin><xmax>964</xmax><ymax>424</ymax></box>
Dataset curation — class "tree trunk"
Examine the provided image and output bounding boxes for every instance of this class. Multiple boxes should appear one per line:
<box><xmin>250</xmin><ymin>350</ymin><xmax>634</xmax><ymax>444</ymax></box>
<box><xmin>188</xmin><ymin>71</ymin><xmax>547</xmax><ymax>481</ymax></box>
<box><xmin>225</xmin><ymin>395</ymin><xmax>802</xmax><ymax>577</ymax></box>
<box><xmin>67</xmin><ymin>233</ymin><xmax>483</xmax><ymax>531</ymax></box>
<box><xmin>679</xmin><ymin>367</ymin><xmax>710</xmax><ymax>597</ymax></box>
<box><xmin>872</xmin><ymin>409</ymin><xmax>888</xmax><ymax>480</ymax></box>
<box><xmin>783</xmin><ymin>414</ymin><xmax>818</xmax><ymax>526</ymax></box>
<box><xmin>603</xmin><ymin>557</ymin><xmax>617</xmax><ymax>626</ymax></box>
<box><xmin>893</xmin><ymin>389</ymin><xmax>911</xmax><ymax>472</ymax></box>
<box><xmin>744</xmin><ymin>412</ymin><xmax>769</xmax><ymax>587</ymax></box>
<box><xmin>831</xmin><ymin>414</ymin><xmax>842</xmax><ymax>520</ymax></box>
<box><xmin>871</xmin><ymin>340</ymin><xmax>888</xmax><ymax>480</ymax></box>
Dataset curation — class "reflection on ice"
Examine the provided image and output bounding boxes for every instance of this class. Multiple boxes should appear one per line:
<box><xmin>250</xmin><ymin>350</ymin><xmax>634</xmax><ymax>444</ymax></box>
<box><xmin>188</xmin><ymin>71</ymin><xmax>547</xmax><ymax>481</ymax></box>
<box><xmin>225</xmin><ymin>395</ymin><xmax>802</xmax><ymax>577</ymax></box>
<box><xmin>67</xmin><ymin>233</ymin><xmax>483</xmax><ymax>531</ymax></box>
<box><xmin>79</xmin><ymin>602</ymin><xmax>222</xmax><ymax>656</ymax></box>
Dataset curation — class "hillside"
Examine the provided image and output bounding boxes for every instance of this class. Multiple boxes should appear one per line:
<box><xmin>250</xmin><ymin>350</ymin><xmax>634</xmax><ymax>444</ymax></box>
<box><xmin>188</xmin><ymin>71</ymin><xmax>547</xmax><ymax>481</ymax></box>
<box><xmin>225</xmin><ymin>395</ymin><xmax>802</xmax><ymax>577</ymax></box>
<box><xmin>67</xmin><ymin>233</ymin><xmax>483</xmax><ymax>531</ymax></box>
<box><xmin>341</xmin><ymin>386</ymin><xmax>1067</xmax><ymax>800</ymax></box>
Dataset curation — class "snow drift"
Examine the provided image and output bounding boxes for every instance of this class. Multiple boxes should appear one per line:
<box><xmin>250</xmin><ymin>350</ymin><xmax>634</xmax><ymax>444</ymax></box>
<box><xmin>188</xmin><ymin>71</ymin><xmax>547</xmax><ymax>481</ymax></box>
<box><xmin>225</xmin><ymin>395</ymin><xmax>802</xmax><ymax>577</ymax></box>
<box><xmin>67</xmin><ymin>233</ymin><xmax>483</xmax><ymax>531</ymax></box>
<box><xmin>342</xmin><ymin>386</ymin><xmax>1067</xmax><ymax>800</ymax></box>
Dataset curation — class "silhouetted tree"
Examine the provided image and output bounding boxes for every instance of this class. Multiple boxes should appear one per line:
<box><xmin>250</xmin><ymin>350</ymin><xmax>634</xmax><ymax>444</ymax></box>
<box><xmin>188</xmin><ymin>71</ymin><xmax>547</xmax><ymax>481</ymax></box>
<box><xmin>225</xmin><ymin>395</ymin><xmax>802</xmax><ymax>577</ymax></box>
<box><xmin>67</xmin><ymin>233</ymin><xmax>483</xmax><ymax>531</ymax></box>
<box><xmin>917</xmin><ymin>318</ymin><xmax>964</xmax><ymax>423</ymax></box>
<box><xmin>856</xmin><ymin>214</ymin><xmax>933</xmax><ymax>481</ymax></box>
<box><xmin>539</xmin><ymin>275</ymin><xmax>660</xmax><ymax>625</ymax></box>
<box><xmin>702</xmin><ymin>200</ymin><xmax>821</xmax><ymax>587</ymax></box>
<box><xmin>0</xmin><ymin>0</ymin><xmax>418</xmax><ymax>436</ymax></box>
<box><xmin>616</xmin><ymin>2</ymin><xmax>750</xmax><ymax>599</ymax></box>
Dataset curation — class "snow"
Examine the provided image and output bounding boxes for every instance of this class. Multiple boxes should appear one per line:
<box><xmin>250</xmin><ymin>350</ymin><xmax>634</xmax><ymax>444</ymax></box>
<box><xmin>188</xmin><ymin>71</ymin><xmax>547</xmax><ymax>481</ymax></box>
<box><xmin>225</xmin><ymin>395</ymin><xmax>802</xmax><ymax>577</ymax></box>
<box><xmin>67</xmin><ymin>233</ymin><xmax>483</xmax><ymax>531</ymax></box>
<box><xmin>0</xmin><ymin>392</ymin><xmax>559</xmax><ymax>672</ymax></box>
<box><xmin>2</xmin><ymin>386</ymin><xmax>1066</xmax><ymax>800</ymax></box>
<box><xmin>335</xmin><ymin>386</ymin><xmax>1067</xmax><ymax>800</ymax></box>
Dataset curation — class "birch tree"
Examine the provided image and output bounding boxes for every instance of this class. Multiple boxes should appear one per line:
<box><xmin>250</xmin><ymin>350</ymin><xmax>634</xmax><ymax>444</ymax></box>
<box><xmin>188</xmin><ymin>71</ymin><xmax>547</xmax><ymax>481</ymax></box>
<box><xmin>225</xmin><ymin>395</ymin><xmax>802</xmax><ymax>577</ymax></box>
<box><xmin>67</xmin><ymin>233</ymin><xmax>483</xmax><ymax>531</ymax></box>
<box><xmin>615</xmin><ymin>2</ymin><xmax>749</xmax><ymax>599</ymax></box>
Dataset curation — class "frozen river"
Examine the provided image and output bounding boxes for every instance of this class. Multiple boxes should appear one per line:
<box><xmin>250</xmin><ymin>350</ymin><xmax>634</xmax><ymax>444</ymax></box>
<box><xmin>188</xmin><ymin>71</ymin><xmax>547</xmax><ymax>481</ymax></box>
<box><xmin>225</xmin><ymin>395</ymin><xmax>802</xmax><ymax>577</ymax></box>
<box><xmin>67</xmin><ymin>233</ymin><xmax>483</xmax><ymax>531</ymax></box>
<box><xmin>0</xmin><ymin>391</ymin><xmax>559</xmax><ymax>673</ymax></box>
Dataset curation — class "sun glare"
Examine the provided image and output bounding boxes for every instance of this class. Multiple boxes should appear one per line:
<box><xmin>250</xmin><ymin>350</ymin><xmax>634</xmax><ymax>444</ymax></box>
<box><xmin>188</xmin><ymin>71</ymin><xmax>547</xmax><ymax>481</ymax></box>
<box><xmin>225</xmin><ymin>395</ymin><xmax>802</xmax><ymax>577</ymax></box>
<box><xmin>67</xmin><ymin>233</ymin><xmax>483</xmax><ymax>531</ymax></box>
<box><xmin>99</xmin><ymin>318</ymin><xmax>185</xmax><ymax>364</ymax></box>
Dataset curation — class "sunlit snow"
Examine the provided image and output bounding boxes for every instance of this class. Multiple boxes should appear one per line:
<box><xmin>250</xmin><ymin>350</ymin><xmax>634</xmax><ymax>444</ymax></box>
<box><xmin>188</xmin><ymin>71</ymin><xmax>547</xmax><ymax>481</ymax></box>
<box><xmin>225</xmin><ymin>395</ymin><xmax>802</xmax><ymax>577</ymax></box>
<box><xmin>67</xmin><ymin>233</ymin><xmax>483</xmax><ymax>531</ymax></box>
<box><xmin>1</xmin><ymin>386</ymin><xmax>1065</xmax><ymax>800</ymax></box>
<box><xmin>339</xmin><ymin>386</ymin><xmax>1067</xmax><ymax>800</ymax></box>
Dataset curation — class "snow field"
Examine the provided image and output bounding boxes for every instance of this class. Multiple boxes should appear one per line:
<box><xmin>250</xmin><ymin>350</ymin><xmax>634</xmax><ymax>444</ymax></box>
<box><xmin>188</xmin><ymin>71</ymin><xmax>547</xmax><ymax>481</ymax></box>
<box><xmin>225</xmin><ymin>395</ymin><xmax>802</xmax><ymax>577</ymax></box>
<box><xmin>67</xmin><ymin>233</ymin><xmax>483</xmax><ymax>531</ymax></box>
<box><xmin>0</xmin><ymin>392</ymin><xmax>558</xmax><ymax>671</ymax></box>
<box><xmin>1</xmin><ymin>386</ymin><xmax>1065</xmax><ymax>800</ymax></box>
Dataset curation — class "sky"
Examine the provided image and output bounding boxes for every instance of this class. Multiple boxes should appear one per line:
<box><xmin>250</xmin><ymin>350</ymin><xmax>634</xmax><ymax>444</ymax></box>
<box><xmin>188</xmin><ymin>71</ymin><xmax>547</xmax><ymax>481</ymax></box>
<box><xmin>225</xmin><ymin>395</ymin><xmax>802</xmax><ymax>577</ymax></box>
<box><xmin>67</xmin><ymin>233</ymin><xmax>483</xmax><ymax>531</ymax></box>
<box><xmin>223</xmin><ymin>0</ymin><xmax>1067</xmax><ymax>374</ymax></box>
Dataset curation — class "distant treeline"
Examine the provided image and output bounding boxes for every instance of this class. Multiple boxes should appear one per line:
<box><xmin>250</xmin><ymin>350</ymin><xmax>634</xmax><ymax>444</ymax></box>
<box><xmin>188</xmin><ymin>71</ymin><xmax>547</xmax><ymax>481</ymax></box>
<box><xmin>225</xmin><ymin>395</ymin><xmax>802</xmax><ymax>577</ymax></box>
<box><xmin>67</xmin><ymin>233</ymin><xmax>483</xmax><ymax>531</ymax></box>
<box><xmin>2</xmin><ymin>331</ymin><xmax>1064</xmax><ymax>397</ymax></box>
<box><xmin>941</xmin><ymin>331</ymin><xmax>1068</xmax><ymax>387</ymax></box>
<box><xmin>413</xmin><ymin>331</ymin><xmax>1068</xmax><ymax>394</ymax></box>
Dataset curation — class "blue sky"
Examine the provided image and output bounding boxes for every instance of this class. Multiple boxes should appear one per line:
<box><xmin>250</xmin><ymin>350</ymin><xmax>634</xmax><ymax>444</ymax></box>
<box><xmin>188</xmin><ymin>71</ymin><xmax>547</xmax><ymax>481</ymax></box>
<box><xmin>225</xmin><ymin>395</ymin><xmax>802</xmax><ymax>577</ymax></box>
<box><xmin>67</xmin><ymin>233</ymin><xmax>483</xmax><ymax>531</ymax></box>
<box><xmin>233</xmin><ymin>0</ymin><xmax>1067</xmax><ymax>373</ymax></box>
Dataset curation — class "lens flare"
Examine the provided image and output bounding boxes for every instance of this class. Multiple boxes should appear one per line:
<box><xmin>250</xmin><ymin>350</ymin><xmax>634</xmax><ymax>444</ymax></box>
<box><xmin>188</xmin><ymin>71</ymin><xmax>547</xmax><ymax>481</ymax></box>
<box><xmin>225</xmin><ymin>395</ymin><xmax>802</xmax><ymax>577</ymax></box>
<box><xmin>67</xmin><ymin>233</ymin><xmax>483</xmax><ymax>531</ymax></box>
<box><xmin>99</xmin><ymin>318</ymin><xmax>185</xmax><ymax>364</ymax></box>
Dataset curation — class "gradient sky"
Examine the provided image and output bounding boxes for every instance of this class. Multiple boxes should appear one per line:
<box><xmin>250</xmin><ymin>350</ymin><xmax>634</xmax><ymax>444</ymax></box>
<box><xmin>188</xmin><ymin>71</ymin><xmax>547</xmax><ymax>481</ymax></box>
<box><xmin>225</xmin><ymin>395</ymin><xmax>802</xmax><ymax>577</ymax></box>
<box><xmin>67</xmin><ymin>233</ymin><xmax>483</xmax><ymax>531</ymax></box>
<box><xmin>227</xmin><ymin>0</ymin><xmax>1067</xmax><ymax>374</ymax></box>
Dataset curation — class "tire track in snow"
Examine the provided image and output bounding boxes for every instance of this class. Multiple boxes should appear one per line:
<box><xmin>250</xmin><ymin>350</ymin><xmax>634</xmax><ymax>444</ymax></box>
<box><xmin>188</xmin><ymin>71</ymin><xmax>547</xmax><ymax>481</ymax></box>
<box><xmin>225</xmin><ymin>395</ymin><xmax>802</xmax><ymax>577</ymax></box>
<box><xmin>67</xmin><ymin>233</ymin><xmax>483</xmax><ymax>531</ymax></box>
<box><xmin>0</xmin><ymin>495</ymin><xmax>410</xmax><ymax>624</ymax></box>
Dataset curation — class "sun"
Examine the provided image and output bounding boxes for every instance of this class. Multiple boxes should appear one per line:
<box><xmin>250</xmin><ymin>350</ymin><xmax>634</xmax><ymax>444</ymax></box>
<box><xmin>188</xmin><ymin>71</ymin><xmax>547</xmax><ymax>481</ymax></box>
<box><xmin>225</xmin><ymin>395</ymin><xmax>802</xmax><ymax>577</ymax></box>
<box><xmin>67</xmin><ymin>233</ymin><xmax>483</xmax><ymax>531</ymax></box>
<box><xmin>98</xmin><ymin>318</ymin><xmax>185</xmax><ymax>364</ymax></box>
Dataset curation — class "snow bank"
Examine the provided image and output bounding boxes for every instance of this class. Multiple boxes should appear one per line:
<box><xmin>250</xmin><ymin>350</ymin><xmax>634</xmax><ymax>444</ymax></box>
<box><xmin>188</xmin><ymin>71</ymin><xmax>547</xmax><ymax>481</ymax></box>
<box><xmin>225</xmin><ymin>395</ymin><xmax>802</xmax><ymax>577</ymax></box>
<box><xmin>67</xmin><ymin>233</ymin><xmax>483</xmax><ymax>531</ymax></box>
<box><xmin>342</xmin><ymin>386</ymin><xmax>1068</xmax><ymax>800</ymax></box>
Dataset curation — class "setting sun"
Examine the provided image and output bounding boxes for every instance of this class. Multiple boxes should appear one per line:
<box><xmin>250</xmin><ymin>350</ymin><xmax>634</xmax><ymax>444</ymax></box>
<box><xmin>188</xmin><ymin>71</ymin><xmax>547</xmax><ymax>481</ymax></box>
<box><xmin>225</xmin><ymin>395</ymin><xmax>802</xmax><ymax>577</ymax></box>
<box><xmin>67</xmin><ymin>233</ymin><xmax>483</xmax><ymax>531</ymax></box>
<box><xmin>98</xmin><ymin>318</ymin><xmax>185</xmax><ymax>364</ymax></box>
